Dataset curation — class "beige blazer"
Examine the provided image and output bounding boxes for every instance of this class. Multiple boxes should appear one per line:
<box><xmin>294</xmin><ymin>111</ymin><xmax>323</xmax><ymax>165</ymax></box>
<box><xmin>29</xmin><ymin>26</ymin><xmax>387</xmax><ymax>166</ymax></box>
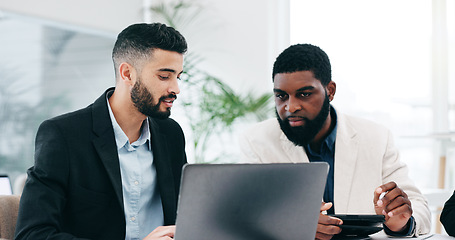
<box><xmin>239</xmin><ymin>113</ymin><xmax>431</xmax><ymax>236</ymax></box>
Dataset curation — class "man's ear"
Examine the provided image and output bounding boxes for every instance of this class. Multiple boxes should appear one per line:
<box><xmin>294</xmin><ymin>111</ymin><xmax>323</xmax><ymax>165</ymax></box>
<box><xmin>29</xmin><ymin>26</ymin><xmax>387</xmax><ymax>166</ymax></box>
<box><xmin>118</xmin><ymin>62</ymin><xmax>135</xmax><ymax>86</ymax></box>
<box><xmin>327</xmin><ymin>81</ymin><xmax>336</xmax><ymax>102</ymax></box>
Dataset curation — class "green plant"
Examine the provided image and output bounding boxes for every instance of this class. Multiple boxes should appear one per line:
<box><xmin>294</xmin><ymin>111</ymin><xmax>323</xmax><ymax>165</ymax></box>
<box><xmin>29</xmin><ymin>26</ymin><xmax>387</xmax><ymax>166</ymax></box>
<box><xmin>150</xmin><ymin>0</ymin><xmax>274</xmax><ymax>163</ymax></box>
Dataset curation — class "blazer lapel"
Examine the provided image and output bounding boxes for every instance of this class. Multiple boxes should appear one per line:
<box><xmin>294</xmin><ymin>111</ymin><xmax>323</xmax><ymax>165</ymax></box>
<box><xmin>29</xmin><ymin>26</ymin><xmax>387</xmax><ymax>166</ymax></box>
<box><xmin>149</xmin><ymin>119</ymin><xmax>177</xmax><ymax>225</ymax></box>
<box><xmin>91</xmin><ymin>88</ymin><xmax>124</xmax><ymax>208</ymax></box>
<box><xmin>333</xmin><ymin>114</ymin><xmax>359</xmax><ymax>213</ymax></box>
<box><xmin>280</xmin><ymin>132</ymin><xmax>309</xmax><ymax>163</ymax></box>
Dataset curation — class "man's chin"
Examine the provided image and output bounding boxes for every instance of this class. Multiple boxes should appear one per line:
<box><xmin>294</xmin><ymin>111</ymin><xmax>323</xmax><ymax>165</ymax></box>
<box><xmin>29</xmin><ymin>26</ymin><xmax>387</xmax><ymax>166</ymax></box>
<box><xmin>156</xmin><ymin>110</ymin><xmax>171</xmax><ymax>119</ymax></box>
<box><xmin>153</xmin><ymin>103</ymin><xmax>170</xmax><ymax>116</ymax></box>
<box><xmin>285</xmin><ymin>132</ymin><xmax>312</xmax><ymax>147</ymax></box>
<box><xmin>141</xmin><ymin>109</ymin><xmax>171</xmax><ymax>119</ymax></box>
<box><xmin>277</xmin><ymin>120</ymin><xmax>311</xmax><ymax>146</ymax></box>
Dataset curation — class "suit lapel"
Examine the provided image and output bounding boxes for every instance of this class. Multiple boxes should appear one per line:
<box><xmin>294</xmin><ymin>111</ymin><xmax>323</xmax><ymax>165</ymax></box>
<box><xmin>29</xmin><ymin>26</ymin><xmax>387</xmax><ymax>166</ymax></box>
<box><xmin>149</xmin><ymin>118</ymin><xmax>177</xmax><ymax>225</ymax></box>
<box><xmin>91</xmin><ymin>88</ymin><xmax>124</xmax><ymax>208</ymax></box>
<box><xmin>90</xmin><ymin>89</ymin><xmax>178</xmax><ymax>223</ymax></box>
<box><xmin>333</xmin><ymin>114</ymin><xmax>359</xmax><ymax>213</ymax></box>
<box><xmin>280</xmin><ymin>132</ymin><xmax>309</xmax><ymax>163</ymax></box>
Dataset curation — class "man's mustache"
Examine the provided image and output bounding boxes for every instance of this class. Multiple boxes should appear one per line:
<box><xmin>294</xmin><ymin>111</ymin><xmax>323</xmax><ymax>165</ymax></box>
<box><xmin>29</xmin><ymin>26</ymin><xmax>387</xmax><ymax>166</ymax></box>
<box><xmin>159</xmin><ymin>93</ymin><xmax>177</xmax><ymax>101</ymax></box>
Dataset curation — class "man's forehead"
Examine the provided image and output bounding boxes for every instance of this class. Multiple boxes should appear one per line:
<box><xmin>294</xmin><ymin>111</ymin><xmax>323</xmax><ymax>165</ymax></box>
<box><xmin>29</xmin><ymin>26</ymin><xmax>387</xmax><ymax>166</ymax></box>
<box><xmin>274</xmin><ymin>70</ymin><xmax>316</xmax><ymax>80</ymax></box>
<box><xmin>144</xmin><ymin>50</ymin><xmax>184</xmax><ymax>72</ymax></box>
<box><xmin>273</xmin><ymin>72</ymin><xmax>321</xmax><ymax>91</ymax></box>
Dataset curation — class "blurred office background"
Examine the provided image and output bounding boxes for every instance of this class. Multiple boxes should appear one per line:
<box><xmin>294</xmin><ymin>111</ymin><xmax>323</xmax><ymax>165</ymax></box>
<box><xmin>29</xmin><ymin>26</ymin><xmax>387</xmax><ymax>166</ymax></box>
<box><xmin>0</xmin><ymin>0</ymin><xmax>454</xmax><ymax>233</ymax></box>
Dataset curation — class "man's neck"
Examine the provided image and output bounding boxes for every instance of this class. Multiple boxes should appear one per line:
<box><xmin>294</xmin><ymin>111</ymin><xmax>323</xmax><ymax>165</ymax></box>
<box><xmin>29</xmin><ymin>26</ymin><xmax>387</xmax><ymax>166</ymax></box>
<box><xmin>309</xmin><ymin>110</ymin><xmax>334</xmax><ymax>152</ymax></box>
<box><xmin>109</xmin><ymin>91</ymin><xmax>146</xmax><ymax>143</ymax></box>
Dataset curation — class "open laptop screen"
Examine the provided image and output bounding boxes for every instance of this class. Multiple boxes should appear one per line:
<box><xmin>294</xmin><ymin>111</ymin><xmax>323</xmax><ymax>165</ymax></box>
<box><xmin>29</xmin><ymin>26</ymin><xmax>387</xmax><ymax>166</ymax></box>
<box><xmin>0</xmin><ymin>175</ymin><xmax>13</xmax><ymax>195</ymax></box>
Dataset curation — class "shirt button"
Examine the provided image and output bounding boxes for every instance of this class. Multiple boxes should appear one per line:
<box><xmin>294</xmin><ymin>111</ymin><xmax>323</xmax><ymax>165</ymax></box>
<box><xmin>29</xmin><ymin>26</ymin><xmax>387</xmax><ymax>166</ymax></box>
<box><xmin>131</xmin><ymin>216</ymin><xmax>136</xmax><ymax>221</ymax></box>
<box><xmin>134</xmin><ymin>181</ymin><xmax>139</xmax><ymax>185</ymax></box>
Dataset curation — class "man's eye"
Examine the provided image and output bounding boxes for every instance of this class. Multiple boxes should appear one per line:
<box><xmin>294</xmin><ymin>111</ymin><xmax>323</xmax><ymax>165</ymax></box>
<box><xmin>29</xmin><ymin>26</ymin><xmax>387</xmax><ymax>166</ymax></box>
<box><xmin>301</xmin><ymin>92</ymin><xmax>311</xmax><ymax>97</ymax></box>
<box><xmin>159</xmin><ymin>75</ymin><xmax>169</xmax><ymax>80</ymax></box>
<box><xmin>275</xmin><ymin>94</ymin><xmax>287</xmax><ymax>100</ymax></box>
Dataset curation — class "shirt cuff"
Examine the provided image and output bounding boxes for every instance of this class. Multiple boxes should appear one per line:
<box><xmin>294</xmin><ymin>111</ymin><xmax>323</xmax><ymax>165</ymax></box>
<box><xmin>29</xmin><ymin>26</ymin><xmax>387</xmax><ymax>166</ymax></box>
<box><xmin>383</xmin><ymin>216</ymin><xmax>416</xmax><ymax>237</ymax></box>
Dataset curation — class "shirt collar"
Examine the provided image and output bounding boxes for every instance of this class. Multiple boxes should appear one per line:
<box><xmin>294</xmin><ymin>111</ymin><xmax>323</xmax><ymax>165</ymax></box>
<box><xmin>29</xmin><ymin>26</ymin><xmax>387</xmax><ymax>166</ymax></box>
<box><xmin>134</xmin><ymin>119</ymin><xmax>151</xmax><ymax>148</ymax></box>
<box><xmin>305</xmin><ymin>106</ymin><xmax>338</xmax><ymax>153</ymax></box>
<box><xmin>106</xmin><ymin>90</ymin><xmax>151</xmax><ymax>150</ymax></box>
<box><xmin>325</xmin><ymin>108</ymin><xmax>337</xmax><ymax>152</ymax></box>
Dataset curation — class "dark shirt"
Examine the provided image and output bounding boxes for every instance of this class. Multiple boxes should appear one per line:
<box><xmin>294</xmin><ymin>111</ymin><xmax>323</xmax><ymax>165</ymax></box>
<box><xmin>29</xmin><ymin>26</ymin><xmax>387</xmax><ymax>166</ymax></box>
<box><xmin>304</xmin><ymin>108</ymin><xmax>337</xmax><ymax>214</ymax></box>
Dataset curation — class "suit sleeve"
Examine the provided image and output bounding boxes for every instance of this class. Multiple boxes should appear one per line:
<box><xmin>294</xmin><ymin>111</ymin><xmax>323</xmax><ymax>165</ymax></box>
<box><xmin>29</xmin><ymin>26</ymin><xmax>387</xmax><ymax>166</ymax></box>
<box><xmin>381</xmin><ymin>130</ymin><xmax>431</xmax><ymax>236</ymax></box>
<box><xmin>15</xmin><ymin>120</ymin><xmax>90</xmax><ymax>240</ymax></box>
<box><xmin>238</xmin><ymin>132</ymin><xmax>264</xmax><ymax>164</ymax></box>
<box><xmin>441</xmin><ymin>191</ymin><xmax>455</xmax><ymax>236</ymax></box>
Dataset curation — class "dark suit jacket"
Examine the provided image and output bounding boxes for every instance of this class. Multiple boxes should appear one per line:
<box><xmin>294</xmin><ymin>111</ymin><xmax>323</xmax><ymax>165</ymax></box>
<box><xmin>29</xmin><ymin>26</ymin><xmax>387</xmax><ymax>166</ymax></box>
<box><xmin>15</xmin><ymin>88</ymin><xmax>187</xmax><ymax>240</ymax></box>
<box><xmin>441</xmin><ymin>190</ymin><xmax>455</xmax><ymax>236</ymax></box>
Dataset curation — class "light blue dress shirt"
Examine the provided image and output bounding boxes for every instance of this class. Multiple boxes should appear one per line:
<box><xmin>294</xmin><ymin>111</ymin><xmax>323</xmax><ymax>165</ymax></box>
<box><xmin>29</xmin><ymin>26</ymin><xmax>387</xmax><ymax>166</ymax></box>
<box><xmin>107</xmin><ymin>95</ymin><xmax>164</xmax><ymax>240</ymax></box>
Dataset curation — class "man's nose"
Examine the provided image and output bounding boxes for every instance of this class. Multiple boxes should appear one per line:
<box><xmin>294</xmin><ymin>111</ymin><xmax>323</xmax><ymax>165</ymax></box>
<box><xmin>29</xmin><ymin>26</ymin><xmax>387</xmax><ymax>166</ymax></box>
<box><xmin>285</xmin><ymin>97</ymin><xmax>302</xmax><ymax>113</ymax></box>
<box><xmin>170</xmin><ymin>78</ymin><xmax>180</xmax><ymax>95</ymax></box>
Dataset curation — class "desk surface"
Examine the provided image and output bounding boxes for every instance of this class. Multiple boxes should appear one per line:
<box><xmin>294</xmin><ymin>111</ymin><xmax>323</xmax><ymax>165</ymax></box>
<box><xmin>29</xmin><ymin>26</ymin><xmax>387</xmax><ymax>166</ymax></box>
<box><xmin>370</xmin><ymin>231</ymin><xmax>454</xmax><ymax>239</ymax></box>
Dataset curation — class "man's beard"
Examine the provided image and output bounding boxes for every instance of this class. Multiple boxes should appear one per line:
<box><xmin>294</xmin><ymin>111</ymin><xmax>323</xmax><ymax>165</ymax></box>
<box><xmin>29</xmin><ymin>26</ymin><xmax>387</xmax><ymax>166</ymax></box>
<box><xmin>130</xmin><ymin>77</ymin><xmax>176</xmax><ymax>119</ymax></box>
<box><xmin>277</xmin><ymin>95</ymin><xmax>330</xmax><ymax>147</ymax></box>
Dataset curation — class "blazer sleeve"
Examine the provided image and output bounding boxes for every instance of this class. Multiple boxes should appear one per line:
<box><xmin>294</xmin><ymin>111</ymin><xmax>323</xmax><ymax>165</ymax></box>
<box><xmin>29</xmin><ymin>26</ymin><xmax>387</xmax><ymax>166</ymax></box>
<box><xmin>238</xmin><ymin>133</ymin><xmax>263</xmax><ymax>164</ymax></box>
<box><xmin>237</xmin><ymin>119</ymin><xmax>287</xmax><ymax>164</ymax></box>
<box><xmin>381</xmin><ymin>130</ymin><xmax>431</xmax><ymax>236</ymax></box>
<box><xmin>15</xmin><ymin>120</ymin><xmax>89</xmax><ymax>240</ymax></box>
<box><xmin>441</xmin><ymin>190</ymin><xmax>455</xmax><ymax>236</ymax></box>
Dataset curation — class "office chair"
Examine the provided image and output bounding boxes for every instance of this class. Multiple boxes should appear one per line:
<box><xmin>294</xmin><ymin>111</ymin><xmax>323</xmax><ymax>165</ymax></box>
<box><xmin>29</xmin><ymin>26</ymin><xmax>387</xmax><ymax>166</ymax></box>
<box><xmin>0</xmin><ymin>195</ymin><xmax>20</xmax><ymax>240</ymax></box>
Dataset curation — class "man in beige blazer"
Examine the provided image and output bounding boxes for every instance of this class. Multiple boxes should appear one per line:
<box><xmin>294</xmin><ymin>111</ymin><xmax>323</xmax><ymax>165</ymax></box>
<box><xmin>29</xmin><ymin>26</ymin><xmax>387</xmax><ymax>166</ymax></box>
<box><xmin>239</xmin><ymin>44</ymin><xmax>431</xmax><ymax>239</ymax></box>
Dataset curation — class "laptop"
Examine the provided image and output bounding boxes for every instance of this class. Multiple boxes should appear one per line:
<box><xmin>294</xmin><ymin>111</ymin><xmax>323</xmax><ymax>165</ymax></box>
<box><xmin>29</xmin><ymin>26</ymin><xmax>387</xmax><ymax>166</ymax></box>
<box><xmin>174</xmin><ymin>162</ymin><xmax>329</xmax><ymax>240</ymax></box>
<box><xmin>0</xmin><ymin>175</ymin><xmax>13</xmax><ymax>195</ymax></box>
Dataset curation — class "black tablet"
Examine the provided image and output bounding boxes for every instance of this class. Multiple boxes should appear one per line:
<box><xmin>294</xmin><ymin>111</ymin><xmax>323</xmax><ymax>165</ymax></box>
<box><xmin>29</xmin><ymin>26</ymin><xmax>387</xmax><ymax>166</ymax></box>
<box><xmin>329</xmin><ymin>214</ymin><xmax>385</xmax><ymax>237</ymax></box>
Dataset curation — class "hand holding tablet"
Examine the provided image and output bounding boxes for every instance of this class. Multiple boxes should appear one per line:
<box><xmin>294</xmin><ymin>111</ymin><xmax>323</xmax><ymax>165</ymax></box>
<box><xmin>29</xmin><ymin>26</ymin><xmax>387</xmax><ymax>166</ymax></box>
<box><xmin>329</xmin><ymin>214</ymin><xmax>385</xmax><ymax>238</ymax></box>
<box><xmin>374</xmin><ymin>181</ymin><xmax>413</xmax><ymax>233</ymax></box>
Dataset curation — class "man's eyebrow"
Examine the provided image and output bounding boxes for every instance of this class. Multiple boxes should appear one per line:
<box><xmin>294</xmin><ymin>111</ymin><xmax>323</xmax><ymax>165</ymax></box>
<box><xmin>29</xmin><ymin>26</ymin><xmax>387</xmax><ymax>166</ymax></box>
<box><xmin>158</xmin><ymin>68</ymin><xmax>184</xmax><ymax>74</ymax></box>
<box><xmin>296</xmin><ymin>86</ymin><xmax>315</xmax><ymax>91</ymax></box>
<box><xmin>273</xmin><ymin>86</ymin><xmax>315</xmax><ymax>93</ymax></box>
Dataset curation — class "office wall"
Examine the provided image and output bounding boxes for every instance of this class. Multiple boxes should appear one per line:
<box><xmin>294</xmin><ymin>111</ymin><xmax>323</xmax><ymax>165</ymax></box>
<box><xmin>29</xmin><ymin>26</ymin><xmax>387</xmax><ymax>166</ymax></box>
<box><xmin>0</xmin><ymin>0</ymin><xmax>290</xmax><ymax>95</ymax></box>
<box><xmin>0</xmin><ymin>0</ymin><xmax>142</xmax><ymax>36</ymax></box>
<box><xmin>177</xmin><ymin>0</ymin><xmax>290</xmax><ymax>94</ymax></box>
<box><xmin>0</xmin><ymin>0</ymin><xmax>290</xmax><ymax>166</ymax></box>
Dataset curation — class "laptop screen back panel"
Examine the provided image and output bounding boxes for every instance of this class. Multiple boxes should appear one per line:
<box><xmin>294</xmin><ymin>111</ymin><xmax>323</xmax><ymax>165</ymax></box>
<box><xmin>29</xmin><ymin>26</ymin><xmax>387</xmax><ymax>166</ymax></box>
<box><xmin>174</xmin><ymin>163</ymin><xmax>328</xmax><ymax>240</ymax></box>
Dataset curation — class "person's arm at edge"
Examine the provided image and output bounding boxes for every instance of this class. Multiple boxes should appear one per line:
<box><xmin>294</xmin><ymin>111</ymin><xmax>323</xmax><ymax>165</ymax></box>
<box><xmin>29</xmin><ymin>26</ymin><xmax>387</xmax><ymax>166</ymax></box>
<box><xmin>440</xmin><ymin>190</ymin><xmax>455</xmax><ymax>236</ymax></box>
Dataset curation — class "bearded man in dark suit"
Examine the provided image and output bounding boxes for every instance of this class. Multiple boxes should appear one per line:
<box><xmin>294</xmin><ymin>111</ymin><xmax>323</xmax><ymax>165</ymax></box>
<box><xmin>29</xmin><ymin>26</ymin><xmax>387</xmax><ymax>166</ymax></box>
<box><xmin>15</xmin><ymin>22</ymin><xmax>188</xmax><ymax>240</ymax></box>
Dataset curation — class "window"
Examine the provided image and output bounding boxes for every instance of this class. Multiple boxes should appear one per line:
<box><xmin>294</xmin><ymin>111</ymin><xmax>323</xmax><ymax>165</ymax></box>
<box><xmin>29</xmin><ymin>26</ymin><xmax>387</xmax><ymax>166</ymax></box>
<box><xmin>0</xmin><ymin>13</ymin><xmax>114</xmax><ymax>191</ymax></box>
<box><xmin>290</xmin><ymin>0</ymin><xmax>455</xmax><ymax>233</ymax></box>
<box><xmin>290</xmin><ymin>0</ymin><xmax>455</xmax><ymax>190</ymax></box>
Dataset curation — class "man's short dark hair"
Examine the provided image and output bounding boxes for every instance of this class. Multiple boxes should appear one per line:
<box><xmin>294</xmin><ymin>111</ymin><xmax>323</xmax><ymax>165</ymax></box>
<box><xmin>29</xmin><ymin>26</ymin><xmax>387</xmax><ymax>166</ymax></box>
<box><xmin>112</xmin><ymin>23</ymin><xmax>187</xmax><ymax>77</ymax></box>
<box><xmin>272</xmin><ymin>44</ymin><xmax>331</xmax><ymax>86</ymax></box>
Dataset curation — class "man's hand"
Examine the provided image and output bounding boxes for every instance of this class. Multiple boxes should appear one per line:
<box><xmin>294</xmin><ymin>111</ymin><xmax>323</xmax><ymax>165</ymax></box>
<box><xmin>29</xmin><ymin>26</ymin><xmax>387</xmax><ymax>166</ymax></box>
<box><xmin>315</xmin><ymin>202</ymin><xmax>343</xmax><ymax>240</ymax></box>
<box><xmin>374</xmin><ymin>181</ymin><xmax>412</xmax><ymax>232</ymax></box>
<box><xmin>143</xmin><ymin>225</ymin><xmax>176</xmax><ymax>240</ymax></box>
